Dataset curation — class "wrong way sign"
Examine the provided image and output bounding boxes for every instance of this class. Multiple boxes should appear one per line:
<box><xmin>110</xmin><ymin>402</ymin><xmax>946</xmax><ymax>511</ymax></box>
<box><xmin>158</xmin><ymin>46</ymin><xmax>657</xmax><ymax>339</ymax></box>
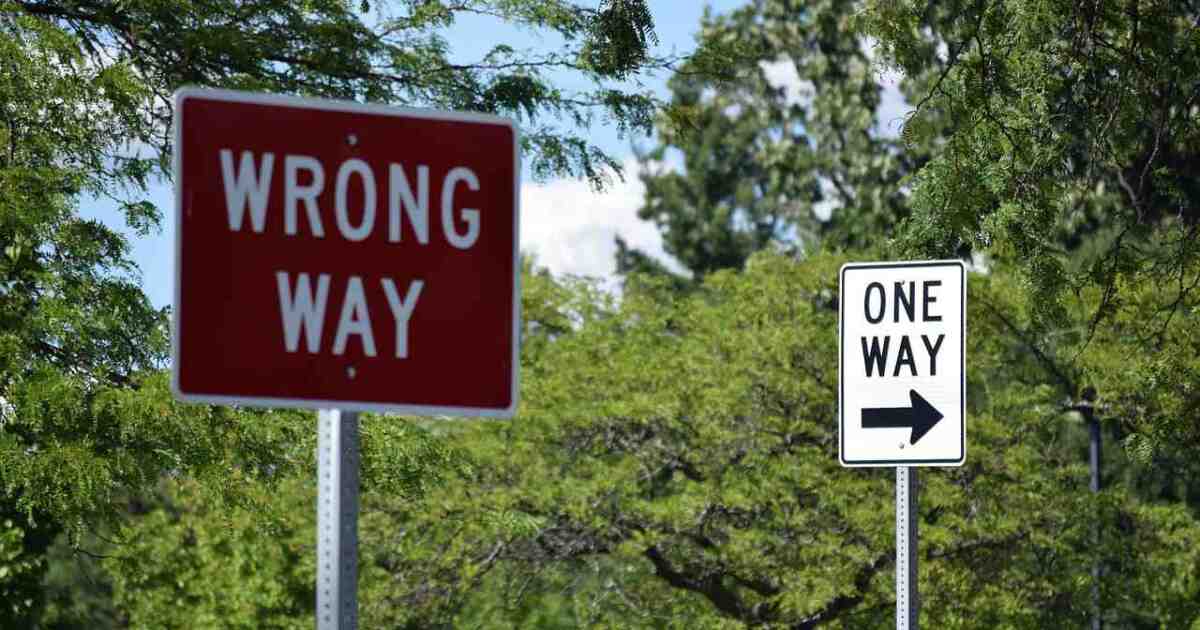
<box><xmin>838</xmin><ymin>261</ymin><xmax>965</xmax><ymax>466</ymax></box>
<box><xmin>171</xmin><ymin>88</ymin><xmax>519</xmax><ymax>416</ymax></box>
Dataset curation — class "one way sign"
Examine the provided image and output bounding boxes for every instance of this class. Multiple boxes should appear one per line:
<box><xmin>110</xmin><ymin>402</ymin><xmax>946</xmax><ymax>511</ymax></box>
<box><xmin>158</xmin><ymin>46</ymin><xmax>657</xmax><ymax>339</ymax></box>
<box><xmin>838</xmin><ymin>261</ymin><xmax>966</xmax><ymax>467</ymax></box>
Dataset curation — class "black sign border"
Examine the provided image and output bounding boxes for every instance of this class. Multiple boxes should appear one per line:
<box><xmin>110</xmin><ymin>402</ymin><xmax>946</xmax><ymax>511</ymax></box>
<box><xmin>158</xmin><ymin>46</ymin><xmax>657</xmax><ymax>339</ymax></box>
<box><xmin>839</xmin><ymin>261</ymin><xmax>966</xmax><ymax>466</ymax></box>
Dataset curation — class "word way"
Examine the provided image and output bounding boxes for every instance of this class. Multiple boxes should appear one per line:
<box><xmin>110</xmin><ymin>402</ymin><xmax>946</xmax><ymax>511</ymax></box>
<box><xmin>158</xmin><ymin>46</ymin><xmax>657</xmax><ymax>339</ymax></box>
<box><xmin>276</xmin><ymin>273</ymin><xmax>424</xmax><ymax>358</ymax></box>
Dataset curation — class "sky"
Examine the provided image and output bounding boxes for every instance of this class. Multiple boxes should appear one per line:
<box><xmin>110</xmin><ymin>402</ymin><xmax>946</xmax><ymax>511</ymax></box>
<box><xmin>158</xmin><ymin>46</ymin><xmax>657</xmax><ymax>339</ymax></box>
<box><xmin>80</xmin><ymin>1</ymin><xmax>907</xmax><ymax>309</ymax></box>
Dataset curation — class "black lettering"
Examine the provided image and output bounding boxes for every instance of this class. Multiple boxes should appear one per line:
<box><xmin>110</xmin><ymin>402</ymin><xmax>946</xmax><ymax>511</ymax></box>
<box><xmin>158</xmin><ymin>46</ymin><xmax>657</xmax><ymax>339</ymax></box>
<box><xmin>864</xmin><ymin>282</ymin><xmax>886</xmax><ymax>324</ymax></box>
<box><xmin>894</xmin><ymin>281</ymin><xmax>915</xmax><ymax>323</ymax></box>
<box><xmin>861</xmin><ymin>336</ymin><xmax>890</xmax><ymax>377</ymax></box>
<box><xmin>893</xmin><ymin>336</ymin><xmax>917</xmax><ymax>377</ymax></box>
<box><xmin>923</xmin><ymin>280</ymin><xmax>942</xmax><ymax>322</ymax></box>
<box><xmin>921</xmin><ymin>334</ymin><xmax>945</xmax><ymax>376</ymax></box>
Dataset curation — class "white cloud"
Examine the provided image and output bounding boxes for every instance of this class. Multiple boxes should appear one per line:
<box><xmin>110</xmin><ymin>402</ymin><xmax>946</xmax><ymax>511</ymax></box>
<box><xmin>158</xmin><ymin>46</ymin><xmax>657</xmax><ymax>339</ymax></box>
<box><xmin>519</xmin><ymin>158</ymin><xmax>683</xmax><ymax>289</ymax></box>
<box><xmin>760</xmin><ymin>50</ymin><xmax>910</xmax><ymax>138</ymax></box>
<box><xmin>861</xmin><ymin>37</ymin><xmax>913</xmax><ymax>138</ymax></box>
<box><xmin>814</xmin><ymin>177</ymin><xmax>837</xmax><ymax>222</ymax></box>
<box><xmin>759</xmin><ymin>58</ymin><xmax>815</xmax><ymax>108</ymax></box>
<box><xmin>877</xmin><ymin>77</ymin><xmax>910</xmax><ymax>138</ymax></box>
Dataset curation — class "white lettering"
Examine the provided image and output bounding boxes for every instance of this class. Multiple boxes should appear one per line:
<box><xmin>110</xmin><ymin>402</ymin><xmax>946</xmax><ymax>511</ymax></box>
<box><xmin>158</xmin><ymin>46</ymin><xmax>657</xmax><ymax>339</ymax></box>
<box><xmin>276</xmin><ymin>272</ymin><xmax>330</xmax><ymax>353</ymax></box>
<box><xmin>388</xmin><ymin>164</ymin><xmax>429</xmax><ymax>244</ymax></box>
<box><xmin>334</xmin><ymin>159</ymin><xmax>376</xmax><ymax>242</ymax></box>
<box><xmin>441</xmin><ymin>166</ymin><xmax>480</xmax><ymax>249</ymax></box>
<box><xmin>332</xmin><ymin>276</ymin><xmax>376</xmax><ymax>356</ymax></box>
<box><xmin>284</xmin><ymin>155</ymin><xmax>326</xmax><ymax>237</ymax></box>
<box><xmin>219</xmin><ymin>149</ymin><xmax>273</xmax><ymax>232</ymax></box>
<box><xmin>381</xmin><ymin>278</ymin><xmax>424</xmax><ymax>358</ymax></box>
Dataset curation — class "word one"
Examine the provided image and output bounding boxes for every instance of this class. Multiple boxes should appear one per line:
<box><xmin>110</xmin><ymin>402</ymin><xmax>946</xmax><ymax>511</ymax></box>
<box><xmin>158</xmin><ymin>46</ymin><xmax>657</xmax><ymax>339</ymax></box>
<box><xmin>839</xmin><ymin>261</ymin><xmax>965</xmax><ymax>467</ymax></box>
<box><xmin>173</xmin><ymin>88</ymin><xmax>519</xmax><ymax>415</ymax></box>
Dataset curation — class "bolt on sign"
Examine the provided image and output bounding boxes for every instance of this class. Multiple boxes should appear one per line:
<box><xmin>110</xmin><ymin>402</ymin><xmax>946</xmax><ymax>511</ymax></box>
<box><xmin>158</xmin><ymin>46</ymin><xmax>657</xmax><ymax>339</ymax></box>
<box><xmin>172</xmin><ymin>88</ymin><xmax>519</xmax><ymax>416</ymax></box>
<box><xmin>838</xmin><ymin>261</ymin><xmax>966</xmax><ymax>466</ymax></box>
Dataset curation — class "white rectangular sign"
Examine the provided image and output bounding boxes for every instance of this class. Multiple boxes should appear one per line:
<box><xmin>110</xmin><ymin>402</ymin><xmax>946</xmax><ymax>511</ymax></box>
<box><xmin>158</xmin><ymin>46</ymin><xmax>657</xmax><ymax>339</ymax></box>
<box><xmin>839</xmin><ymin>261</ymin><xmax>966</xmax><ymax>467</ymax></box>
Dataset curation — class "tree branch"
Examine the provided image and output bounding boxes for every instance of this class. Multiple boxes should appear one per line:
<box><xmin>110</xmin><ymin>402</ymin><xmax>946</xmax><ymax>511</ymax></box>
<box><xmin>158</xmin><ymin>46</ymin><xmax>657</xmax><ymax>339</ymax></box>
<box><xmin>792</xmin><ymin>553</ymin><xmax>890</xmax><ymax>629</ymax></box>
<box><xmin>643</xmin><ymin>545</ymin><xmax>750</xmax><ymax>620</ymax></box>
<box><xmin>976</xmin><ymin>295</ymin><xmax>1076</xmax><ymax>395</ymax></box>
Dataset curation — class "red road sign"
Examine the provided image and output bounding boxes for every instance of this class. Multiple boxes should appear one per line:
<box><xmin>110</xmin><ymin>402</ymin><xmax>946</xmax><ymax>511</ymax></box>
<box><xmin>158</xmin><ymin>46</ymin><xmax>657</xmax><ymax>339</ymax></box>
<box><xmin>172</xmin><ymin>88</ymin><xmax>519</xmax><ymax>415</ymax></box>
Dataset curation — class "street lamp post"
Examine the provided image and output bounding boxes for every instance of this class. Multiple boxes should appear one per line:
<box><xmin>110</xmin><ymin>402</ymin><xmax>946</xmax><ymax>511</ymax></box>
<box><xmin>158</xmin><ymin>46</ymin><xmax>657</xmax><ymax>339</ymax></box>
<box><xmin>1066</xmin><ymin>392</ymin><xmax>1101</xmax><ymax>630</ymax></box>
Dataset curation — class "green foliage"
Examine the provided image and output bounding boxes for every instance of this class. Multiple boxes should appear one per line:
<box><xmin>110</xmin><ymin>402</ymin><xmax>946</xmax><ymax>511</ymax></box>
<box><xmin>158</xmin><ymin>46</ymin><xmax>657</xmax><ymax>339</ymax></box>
<box><xmin>855</xmin><ymin>0</ymin><xmax>1200</xmax><ymax>446</ymax></box>
<box><xmin>628</xmin><ymin>0</ymin><xmax>1200</xmax><ymax>457</ymax></box>
<box><xmin>0</xmin><ymin>518</ymin><xmax>44</xmax><ymax>625</ymax></box>
<box><xmin>579</xmin><ymin>0</ymin><xmax>658</xmax><ymax>79</ymax></box>
<box><xmin>1</xmin><ymin>0</ymin><xmax>681</xmax><ymax>624</ymax></box>
<box><xmin>346</xmin><ymin>253</ymin><xmax>1200</xmax><ymax>628</ymax></box>
<box><xmin>6</xmin><ymin>0</ymin><xmax>1200</xmax><ymax>627</ymax></box>
<box><xmin>4</xmin><ymin>0</ymin><xmax>668</xmax><ymax>186</ymax></box>
<box><xmin>37</xmin><ymin>530</ymin><xmax>120</xmax><ymax>629</ymax></box>
<box><xmin>596</xmin><ymin>0</ymin><xmax>1200</xmax><ymax>622</ymax></box>
<box><xmin>87</xmin><ymin>415</ymin><xmax>467</xmax><ymax>629</ymax></box>
<box><xmin>107</xmin><ymin>478</ymin><xmax>315</xmax><ymax>630</ymax></box>
<box><xmin>621</xmin><ymin>0</ymin><xmax>930</xmax><ymax>281</ymax></box>
<box><xmin>29</xmin><ymin>246</ymin><xmax>1200</xmax><ymax>628</ymax></box>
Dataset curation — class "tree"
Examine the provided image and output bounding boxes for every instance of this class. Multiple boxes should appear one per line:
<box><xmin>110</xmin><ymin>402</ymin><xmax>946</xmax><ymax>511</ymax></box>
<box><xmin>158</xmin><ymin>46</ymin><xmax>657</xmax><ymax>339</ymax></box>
<box><xmin>619</xmin><ymin>0</ymin><xmax>937</xmax><ymax>282</ymax></box>
<box><xmin>607</xmin><ymin>3</ymin><xmax>1200</xmax><ymax>623</ymax></box>
<box><xmin>78</xmin><ymin>263</ymin><xmax>612</xmax><ymax>628</ymax></box>
<box><xmin>0</xmin><ymin>1</ymin><xmax>677</xmax><ymax>623</ymax></box>
<box><xmin>856</xmin><ymin>0</ymin><xmax>1200</xmax><ymax>452</ymax></box>
<box><xmin>339</xmin><ymin>252</ymin><xmax>1199</xmax><ymax>627</ymax></box>
<box><xmin>63</xmin><ymin>251</ymin><xmax>1200</xmax><ymax>628</ymax></box>
<box><xmin>91</xmin><ymin>415</ymin><xmax>466</xmax><ymax>630</ymax></box>
<box><xmin>622</xmin><ymin>0</ymin><xmax>1200</xmax><ymax>459</ymax></box>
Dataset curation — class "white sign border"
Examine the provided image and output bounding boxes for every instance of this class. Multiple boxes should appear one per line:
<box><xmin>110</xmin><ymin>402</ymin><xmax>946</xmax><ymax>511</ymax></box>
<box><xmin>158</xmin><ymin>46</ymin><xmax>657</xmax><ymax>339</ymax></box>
<box><xmin>838</xmin><ymin>259</ymin><xmax>966</xmax><ymax>467</ymax></box>
<box><xmin>170</xmin><ymin>87</ymin><xmax>522</xmax><ymax>418</ymax></box>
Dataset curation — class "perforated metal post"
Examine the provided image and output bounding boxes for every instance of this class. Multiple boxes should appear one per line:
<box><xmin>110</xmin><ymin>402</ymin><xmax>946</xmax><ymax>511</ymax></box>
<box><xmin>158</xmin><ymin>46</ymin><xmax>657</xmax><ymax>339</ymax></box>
<box><xmin>317</xmin><ymin>410</ymin><xmax>359</xmax><ymax>630</ymax></box>
<box><xmin>896</xmin><ymin>466</ymin><xmax>918</xmax><ymax>630</ymax></box>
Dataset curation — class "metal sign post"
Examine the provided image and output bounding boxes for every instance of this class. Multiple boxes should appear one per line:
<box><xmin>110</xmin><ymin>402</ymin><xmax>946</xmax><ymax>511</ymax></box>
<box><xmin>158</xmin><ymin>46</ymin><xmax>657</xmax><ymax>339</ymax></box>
<box><xmin>1087</xmin><ymin>405</ymin><xmax>1102</xmax><ymax>630</ymax></box>
<box><xmin>896</xmin><ymin>467</ymin><xmax>918</xmax><ymax>629</ymax></box>
<box><xmin>317</xmin><ymin>410</ymin><xmax>360</xmax><ymax>630</ymax></box>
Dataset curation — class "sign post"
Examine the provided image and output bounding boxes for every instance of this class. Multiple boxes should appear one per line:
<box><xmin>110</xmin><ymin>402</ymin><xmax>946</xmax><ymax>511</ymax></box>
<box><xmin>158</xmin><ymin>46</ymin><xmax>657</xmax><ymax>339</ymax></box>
<box><xmin>895</xmin><ymin>467</ymin><xmax>918</xmax><ymax>630</ymax></box>
<box><xmin>317</xmin><ymin>410</ymin><xmax>359</xmax><ymax>630</ymax></box>
<box><xmin>172</xmin><ymin>88</ymin><xmax>520</xmax><ymax>630</ymax></box>
<box><xmin>838</xmin><ymin>260</ymin><xmax>966</xmax><ymax>628</ymax></box>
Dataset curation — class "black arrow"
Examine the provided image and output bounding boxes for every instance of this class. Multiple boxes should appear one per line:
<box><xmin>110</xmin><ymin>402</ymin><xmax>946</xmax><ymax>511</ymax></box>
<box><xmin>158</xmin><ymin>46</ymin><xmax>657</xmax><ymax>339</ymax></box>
<box><xmin>861</xmin><ymin>389</ymin><xmax>944</xmax><ymax>445</ymax></box>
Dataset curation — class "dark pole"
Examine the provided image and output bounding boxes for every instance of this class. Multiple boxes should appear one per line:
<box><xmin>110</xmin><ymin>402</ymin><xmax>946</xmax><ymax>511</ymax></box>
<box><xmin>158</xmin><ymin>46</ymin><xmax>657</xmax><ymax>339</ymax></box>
<box><xmin>1085</xmin><ymin>403</ymin><xmax>1101</xmax><ymax>630</ymax></box>
<box><xmin>1088</xmin><ymin>409</ymin><xmax>1101</xmax><ymax>494</ymax></box>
